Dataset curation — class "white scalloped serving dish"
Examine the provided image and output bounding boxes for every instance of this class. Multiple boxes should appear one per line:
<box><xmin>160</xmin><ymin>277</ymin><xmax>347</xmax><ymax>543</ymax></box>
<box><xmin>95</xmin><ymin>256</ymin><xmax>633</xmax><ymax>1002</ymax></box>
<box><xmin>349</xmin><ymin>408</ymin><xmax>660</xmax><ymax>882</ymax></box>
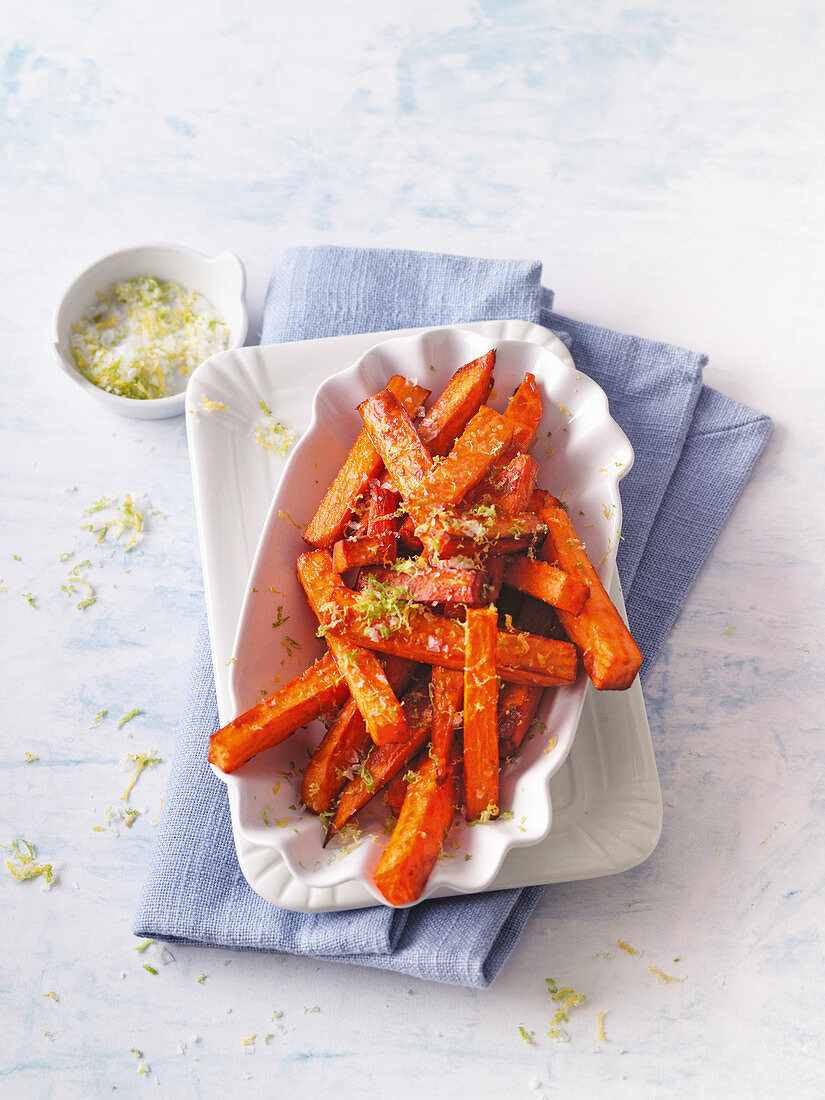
<box><xmin>215</xmin><ymin>326</ymin><xmax>634</xmax><ymax>906</ymax></box>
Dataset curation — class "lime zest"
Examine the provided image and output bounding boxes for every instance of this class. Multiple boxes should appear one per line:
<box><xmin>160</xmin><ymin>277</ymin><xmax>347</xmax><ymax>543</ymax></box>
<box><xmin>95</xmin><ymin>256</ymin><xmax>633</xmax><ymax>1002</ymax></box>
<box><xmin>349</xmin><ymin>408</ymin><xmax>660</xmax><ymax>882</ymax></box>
<box><xmin>117</xmin><ymin>708</ymin><xmax>141</xmax><ymax>729</ymax></box>
<box><xmin>71</xmin><ymin>275</ymin><xmax>230</xmax><ymax>400</ymax></box>
<box><xmin>121</xmin><ymin>752</ymin><xmax>162</xmax><ymax>801</ymax></box>
<box><xmin>253</xmin><ymin>405</ymin><xmax>296</xmax><ymax>455</ymax></box>
<box><xmin>5</xmin><ymin>838</ymin><xmax>55</xmax><ymax>887</ymax></box>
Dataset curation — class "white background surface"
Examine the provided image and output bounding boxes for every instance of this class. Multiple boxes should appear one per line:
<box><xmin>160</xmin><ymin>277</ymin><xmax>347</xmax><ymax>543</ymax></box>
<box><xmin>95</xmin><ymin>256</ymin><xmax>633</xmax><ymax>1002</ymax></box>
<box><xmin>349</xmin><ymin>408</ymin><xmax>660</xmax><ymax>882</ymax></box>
<box><xmin>2</xmin><ymin>2</ymin><xmax>823</xmax><ymax>1097</ymax></box>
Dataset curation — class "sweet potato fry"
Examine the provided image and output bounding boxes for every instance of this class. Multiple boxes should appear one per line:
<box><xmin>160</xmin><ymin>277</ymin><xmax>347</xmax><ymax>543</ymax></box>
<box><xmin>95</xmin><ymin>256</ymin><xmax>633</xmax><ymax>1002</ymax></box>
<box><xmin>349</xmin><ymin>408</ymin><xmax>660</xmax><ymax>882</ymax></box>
<box><xmin>433</xmin><ymin>511</ymin><xmax>547</xmax><ymax>560</ymax></box>
<box><xmin>331</xmin><ymin>687</ymin><xmax>433</xmax><ymax>833</ymax></box>
<box><xmin>358</xmin><ymin>389</ymin><xmax>434</xmax><ymax>497</ymax></box>
<box><xmin>367</xmin><ymin>483</ymin><xmax>399</xmax><ymax>564</ymax></box>
<box><xmin>414</xmin><ymin>405</ymin><xmax>514</xmax><ymax>509</ymax></box>
<box><xmin>464</xmin><ymin>385</ymin><xmax>542</xmax><ymax>509</ymax></box>
<box><xmin>331</xmin><ymin>536</ymin><xmax>386</xmax><ymax>573</ymax></box>
<box><xmin>463</xmin><ymin>606</ymin><xmax>499</xmax><ymax>821</ymax></box>
<box><xmin>504</xmin><ymin>372</ymin><xmax>543</xmax><ymax>451</ymax></box>
<box><xmin>209</xmin><ymin>654</ymin><xmax>348</xmax><ymax>774</ymax></box>
<box><xmin>512</xmin><ymin>591</ymin><xmax>567</xmax><ymax>640</ymax></box>
<box><xmin>298</xmin><ymin>550</ymin><xmax>578</xmax><ymax>687</ymax></box>
<box><xmin>301</xmin><ymin>655</ymin><xmax>418</xmax><ymax>812</ymax></box>
<box><xmin>487</xmin><ymin>452</ymin><xmax>539</xmax><ymax>516</ymax></box>
<box><xmin>325</xmin><ymin>634</ymin><xmax>408</xmax><ymax>746</ymax></box>
<box><xmin>374</xmin><ymin>754</ymin><xmax>458</xmax><ymax>905</ymax></box>
<box><xmin>530</xmin><ymin>487</ymin><xmax>561</xmax><ymax>512</ymax></box>
<box><xmin>304</xmin><ymin>376</ymin><xmax>429</xmax><ymax>547</ymax></box>
<box><xmin>537</xmin><ymin>504</ymin><xmax>643</xmax><ymax>689</ymax></box>
<box><xmin>417</xmin><ymin>350</ymin><xmax>495</xmax><ymax>456</ymax></box>
<box><xmin>483</xmin><ymin>555</ymin><xmax>506</xmax><ymax>604</ymax></box>
<box><xmin>356</xmin><ymin>562</ymin><xmax>488</xmax><ymax>607</ymax></box>
<box><xmin>503</xmin><ymin>556</ymin><xmax>590</xmax><ymax>615</ymax></box>
<box><xmin>384</xmin><ymin>770</ymin><xmax>409</xmax><ymax>817</ymax></box>
<box><xmin>301</xmin><ymin>698</ymin><xmax>367</xmax><ymax>813</ymax></box>
<box><xmin>396</xmin><ymin>515</ymin><xmax>424</xmax><ymax>555</ymax></box>
<box><xmin>408</xmin><ymin>564</ymin><xmax>488</xmax><ymax>607</ymax></box>
<box><xmin>497</xmin><ymin>682</ymin><xmax>544</xmax><ymax>759</ymax></box>
<box><xmin>429</xmin><ymin>665</ymin><xmax>464</xmax><ymax>778</ymax></box>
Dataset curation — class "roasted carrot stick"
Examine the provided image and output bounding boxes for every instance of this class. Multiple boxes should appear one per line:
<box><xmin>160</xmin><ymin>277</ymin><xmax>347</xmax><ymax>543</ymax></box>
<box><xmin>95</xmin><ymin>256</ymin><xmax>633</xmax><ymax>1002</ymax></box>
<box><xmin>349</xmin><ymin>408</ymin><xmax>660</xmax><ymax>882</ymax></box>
<box><xmin>537</xmin><ymin>504</ymin><xmax>643</xmax><ymax>689</ymax></box>
<box><xmin>331</xmin><ymin>687</ymin><xmax>433</xmax><ymax>833</ymax></box>
<box><xmin>304</xmin><ymin>376</ymin><xmax>429</xmax><ymax>548</ymax></box>
<box><xmin>301</xmin><ymin>655</ymin><xmax>418</xmax><ymax>812</ymax></box>
<box><xmin>503</xmin><ymin>556</ymin><xmax>590</xmax><ymax>615</ymax></box>
<box><xmin>417</xmin><ymin>350</ymin><xmax>495</xmax><ymax>456</ymax></box>
<box><xmin>463</xmin><ymin>606</ymin><xmax>499</xmax><ymax>821</ymax></box>
<box><xmin>209</xmin><ymin>654</ymin><xmax>348</xmax><ymax>774</ymax></box>
<box><xmin>374</xmin><ymin>754</ymin><xmax>458</xmax><ymax>905</ymax></box>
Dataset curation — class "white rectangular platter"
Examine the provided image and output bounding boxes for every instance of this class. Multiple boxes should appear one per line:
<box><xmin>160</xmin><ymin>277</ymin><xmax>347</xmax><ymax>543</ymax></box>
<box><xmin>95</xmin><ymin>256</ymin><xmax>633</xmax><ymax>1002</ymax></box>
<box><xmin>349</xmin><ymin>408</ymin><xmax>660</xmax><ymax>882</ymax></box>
<box><xmin>186</xmin><ymin>320</ymin><xmax>662</xmax><ymax>912</ymax></box>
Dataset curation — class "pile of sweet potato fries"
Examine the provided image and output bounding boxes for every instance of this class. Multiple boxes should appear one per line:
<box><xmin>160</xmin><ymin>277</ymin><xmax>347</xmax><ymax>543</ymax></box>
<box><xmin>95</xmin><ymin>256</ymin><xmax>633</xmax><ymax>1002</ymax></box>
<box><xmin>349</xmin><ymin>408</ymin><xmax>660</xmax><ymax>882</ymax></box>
<box><xmin>209</xmin><ymin>350</ymin><xmax>642</xmax><ymax>905</ymax></box>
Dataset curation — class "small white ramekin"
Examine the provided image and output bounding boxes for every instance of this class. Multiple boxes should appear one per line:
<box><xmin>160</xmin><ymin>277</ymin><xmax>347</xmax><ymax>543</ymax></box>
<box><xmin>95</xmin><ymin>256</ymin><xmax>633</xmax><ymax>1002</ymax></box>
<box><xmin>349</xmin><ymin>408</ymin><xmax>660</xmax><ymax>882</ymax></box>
<box><xmin>53</xmin><ymin>243</ymin><xmax>249</xmax><ymax>419</ymax></box>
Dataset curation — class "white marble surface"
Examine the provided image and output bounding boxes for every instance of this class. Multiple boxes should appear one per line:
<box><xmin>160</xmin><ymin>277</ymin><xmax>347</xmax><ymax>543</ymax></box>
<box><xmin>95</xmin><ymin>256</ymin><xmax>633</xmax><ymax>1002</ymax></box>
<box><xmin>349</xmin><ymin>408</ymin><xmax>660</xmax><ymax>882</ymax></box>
<box><xmin>2</xmin><ymin>2</ymin><xmax>823</xmax><ymax>1096</ymax></box>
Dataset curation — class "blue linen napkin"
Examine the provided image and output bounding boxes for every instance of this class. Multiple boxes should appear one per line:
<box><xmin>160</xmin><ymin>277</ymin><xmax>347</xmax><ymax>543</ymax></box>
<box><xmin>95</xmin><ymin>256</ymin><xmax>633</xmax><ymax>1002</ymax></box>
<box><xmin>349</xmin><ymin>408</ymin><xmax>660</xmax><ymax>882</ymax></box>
<box><xmin>134</xmin><ymin>247</ymin><xmax>771</xmax><ymax>986</ymax></box>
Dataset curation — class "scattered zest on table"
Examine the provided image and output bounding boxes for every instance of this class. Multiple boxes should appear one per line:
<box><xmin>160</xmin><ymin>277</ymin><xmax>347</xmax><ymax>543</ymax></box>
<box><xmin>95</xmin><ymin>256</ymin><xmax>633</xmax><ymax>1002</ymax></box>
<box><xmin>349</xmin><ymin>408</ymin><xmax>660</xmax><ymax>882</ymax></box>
<box><xmin>209</xmin><ymin>351</ymin><xmax>642</xmax><ymax>905</ymax></box>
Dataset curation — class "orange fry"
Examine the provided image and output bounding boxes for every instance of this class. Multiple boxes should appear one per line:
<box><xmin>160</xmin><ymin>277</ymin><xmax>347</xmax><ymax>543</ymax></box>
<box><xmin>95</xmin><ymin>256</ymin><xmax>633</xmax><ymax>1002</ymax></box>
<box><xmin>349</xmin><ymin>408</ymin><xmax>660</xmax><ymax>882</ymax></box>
<box><xmin>358</xmin><ymin>389</ymin><xmax>434</xmax><ymax>497</ymax></box>
<box><xmin>367</xmin><ymin>483</ymin><xmax>399</xmax><ymax>564</ymax></box>
<box><xmin>504</xmin><ymin>372</ymin><xmax>543</xmax><ymax>451</ymax></box>
<box><xmin>209</xmin><ymin>654</ymin><xmax>348</xmax><ymax>774</ymax></box>
<box><xmin>304</xmin><ymin>376</ymin><xmax>429</xmax><ymax>547</ymax></box>
<box><xmin>301</xmin><ymin>655</ymin><xmax>418</xmax><ymax>812</ymax></box>
<box><xmin>433</xmin><ymin>511</ymin><xmax>547</xmax><ymax>560</ymax></box>
<box><xmin>325</xmin><ymin>635</ymin><xmax>407</xmax><ymax>746</ymax></box>
<box><xmin>537</xmin><ymin>504</ymin><xmax>643</xmax><ymax>689</ymax></box>
<box><xmin>356</xmin><ymin>562</ymin><xmax>489</xmax><ymax>608</ymax></box>
<box><xmin>331</xmin><ymin>687</ymin><xmax>433</xmax><ymax>833</ymax></box>
<box><xmin>297</xmin><ymin>550</ymin><xmax>578</xmax><ymax>687</ymax></box>
<box><xmin>429</xmin><ymin>665</ymin><xmax>464</xmax><ymax>780</ymax></box>
<box><xmin>414</xmin><ymin>405</ymin><xmax>514</xmax><ymax>510</ymax></box>
<box><xmin>417</xmin><ymin>350</ymin><xmax>495</xmax><ymax>456</ymax></box>
<box><xmin>497</xmin><ymin>682</ymin><xmax>544</xmax><ymax>759</ymax></box>
<box><xmin>331</xmin><ymin>535</ymin><xmax>386</xmax><ymax>573</ymax></box>
<box><xmin>374</xmin><ymin>754</ymin><xmax>458</xmax><ymax>905</ymax></box>
<box><xmin>503</xmin><ymin>555</ymin><xmax>590</xmax><ymax>615</ymax></box>
<box><xmin>463</xmin><ymin>606</ymin><xmax>499</xmax><ymax>821</ymax></box>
